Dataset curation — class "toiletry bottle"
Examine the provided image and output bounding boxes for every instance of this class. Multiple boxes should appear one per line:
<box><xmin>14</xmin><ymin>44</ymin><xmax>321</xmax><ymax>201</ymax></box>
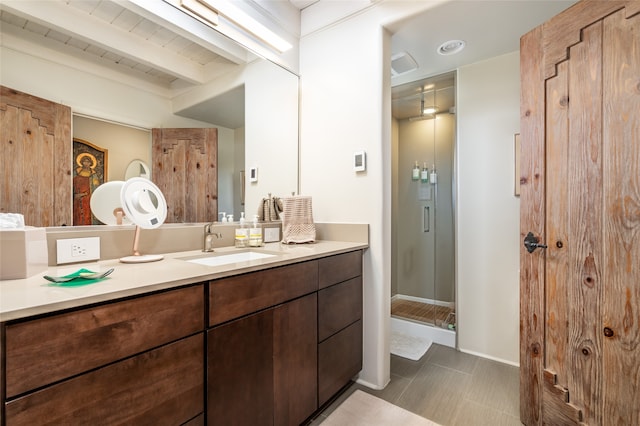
<box><xmin>430</xmin><ymin>164</ymin><xmax>437</xmax><ymax>184</ymax></box>
<box><xmin>421</xmin><ymin>162</ymin><xmax>429</xmax><ymax>183</ymax></box>
<box><xmin>220</xmin><ymin>212</ymin><xmax>227</xmax><ymax>222</ymax></box>
<box><xmin>235</xmin><ymin>213</ymin><xmax>248</xmax><ymax>248</ymax></box>
<box><xmin>412</xmin><ymin>161</ymin><xmax>420</xmax><ymax>180</ymax></box>
<box><xmin>249</xmin><ymin>215</ymin><xmax>263</xmax><ymax>247</ymax></box>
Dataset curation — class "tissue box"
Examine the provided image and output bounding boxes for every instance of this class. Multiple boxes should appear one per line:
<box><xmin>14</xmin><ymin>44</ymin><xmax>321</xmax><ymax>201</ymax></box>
<box><xmin>0</xmin><ymin>227</ymin><xmax>48</xmax><ymax>280</ymax></box>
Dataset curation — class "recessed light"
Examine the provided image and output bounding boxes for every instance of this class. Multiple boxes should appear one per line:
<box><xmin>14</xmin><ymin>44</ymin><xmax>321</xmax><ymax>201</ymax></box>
<box><xmin>437</xmin><ymin>40</ymin><xmax>465</xmax><ymax>56</ymax></box>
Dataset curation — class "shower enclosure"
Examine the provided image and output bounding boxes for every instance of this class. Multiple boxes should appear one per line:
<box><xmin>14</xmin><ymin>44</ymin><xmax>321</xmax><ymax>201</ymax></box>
<box><xmin>391</xmin><ymin>72</ymin><xmax>456</xmax><ymax>335</ymax></box>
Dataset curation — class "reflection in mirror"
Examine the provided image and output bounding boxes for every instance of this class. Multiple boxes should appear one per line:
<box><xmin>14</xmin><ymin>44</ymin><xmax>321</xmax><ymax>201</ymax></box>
<box><xmin>0</xmin><ymin>0</ymin><xmax>299</xmax><ymax>228</ymax></box>
<box><xmin>124</xmin><ymin>160</ymin><xmax>151</xmax><ymax>180</ymax></box>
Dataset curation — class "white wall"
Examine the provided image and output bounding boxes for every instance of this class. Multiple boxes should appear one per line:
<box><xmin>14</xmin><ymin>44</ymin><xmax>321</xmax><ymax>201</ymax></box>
<box><xmin>300</xmin><ymin>4</ymin><xmax>522</xmax><ymax>389</ymax></box>
<box><xmin>300</xmin><ymin>0</ymin><xmax>442</xmax><ymax>390</ymax></box>
<box><xmin>457</xmin><ymin>51</ymin><xmax>521</xmax><ymax>365</ymax></box>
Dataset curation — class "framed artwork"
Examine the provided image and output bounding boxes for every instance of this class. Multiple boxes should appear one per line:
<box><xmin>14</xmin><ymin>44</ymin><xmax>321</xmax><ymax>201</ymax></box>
<box><xmin>73</xmin><ymin>138</ymin><xmax>108</xmax><ymax>225</ymax></box>
<box><xmin>514</xmin><ymin>133</ymin><xmax>521</xmax><ymax>197</ymax></box>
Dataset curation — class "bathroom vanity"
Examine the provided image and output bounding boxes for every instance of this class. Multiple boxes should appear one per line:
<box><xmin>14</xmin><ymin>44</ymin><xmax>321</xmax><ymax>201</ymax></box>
<box><xmin>0</xmin><ymin>242</ymin><xmax>365</xmax><ymax>425</ymax></box>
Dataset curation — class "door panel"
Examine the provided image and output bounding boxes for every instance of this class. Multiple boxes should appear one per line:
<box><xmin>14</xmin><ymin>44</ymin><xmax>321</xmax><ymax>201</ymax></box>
<box><xmin>602</xmin><ymin>8</ymin><xmax>640</xmax><ymax>424</ymax></box>
<box><xmin>152</xmin><ymin>128</ymin><xmax>217</xmax><ymax>223</ymax></box>
<box><xmin>0</xmin><ymin>86</ymin><xmax>72</xmax><ymax>226</ymax></box>
<box><xmin>521</xmin><ymin>2</ymin><xmax>640</xmax><ymax>425</ymax></box>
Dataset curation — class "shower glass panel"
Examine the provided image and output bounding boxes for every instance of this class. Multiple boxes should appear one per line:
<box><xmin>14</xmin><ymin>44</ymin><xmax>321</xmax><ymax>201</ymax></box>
<box><xmin>392</xmin><ymin>72</ymin><xmax>456</xmax><ymax>329</ymax></box>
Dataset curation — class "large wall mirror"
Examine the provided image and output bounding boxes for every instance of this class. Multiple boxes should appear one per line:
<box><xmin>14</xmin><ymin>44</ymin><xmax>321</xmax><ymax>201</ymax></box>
<box><xmin>0</xmin><ymin>0</ymin><xmax>299</xmax><ymax>227</ymax></box>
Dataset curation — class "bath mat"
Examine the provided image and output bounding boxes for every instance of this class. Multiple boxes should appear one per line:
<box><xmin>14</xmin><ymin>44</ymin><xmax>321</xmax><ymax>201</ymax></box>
<box><xmin>390</xmin><ymin>330</ymin><xmax>433</xmax><ymax>361</ymax></box>
<box><xmin>322</xmin><ymin>390</ymin><xmax>439</xmax><ymax>426</ymax></box>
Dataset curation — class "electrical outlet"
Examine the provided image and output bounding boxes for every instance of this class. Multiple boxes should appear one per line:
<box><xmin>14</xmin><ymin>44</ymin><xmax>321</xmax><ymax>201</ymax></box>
<box><xmin>263</xmin><ymin>227</ymin><xmax>280</xmax><ymax>243</ymax></box>
<box><xmin>56</xmin><ymin>237</ymin><xmax>100</xmax><ymax>264</ymax></box>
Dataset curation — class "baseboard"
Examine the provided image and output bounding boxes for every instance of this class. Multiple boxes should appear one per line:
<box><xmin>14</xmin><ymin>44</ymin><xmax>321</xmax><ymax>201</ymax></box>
<box><xmin>458</xmin><ymin>347</ymin><xmax>519</xmax><ymax>367</ymax></box>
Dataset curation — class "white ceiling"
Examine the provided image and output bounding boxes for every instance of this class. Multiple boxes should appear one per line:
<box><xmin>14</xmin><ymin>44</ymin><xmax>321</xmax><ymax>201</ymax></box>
<box><xmin>389</xmin><ymin>0</ymin><xmax>577</xmax><ymax>120</ymax></box>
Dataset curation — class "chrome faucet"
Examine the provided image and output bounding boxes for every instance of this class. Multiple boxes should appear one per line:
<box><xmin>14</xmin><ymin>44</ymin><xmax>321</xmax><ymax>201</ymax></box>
<box><xmin>203</xmin><ymin>223</ymin><xmax>222</xmax><ymax>252</ymax></box>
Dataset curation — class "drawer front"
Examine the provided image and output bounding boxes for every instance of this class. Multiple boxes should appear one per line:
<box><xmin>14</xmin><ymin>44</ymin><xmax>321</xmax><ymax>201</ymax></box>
<box><xmin>318</xmin><ymin>276</ymin><xmax>362</xmax><ymax>342</ymax></box>
<box><xmin>5</xmin><ymin>284</ymin><xmax>204</xmax><ymax>397</ymax></box>
<box><xmin>6</xmin><ymin>334</ymin><xmax>204</xmax><ymax>425</ymax></box>
<box><xmin>318</xmin><ymin>250</ymin><xmax>362</xmax><ymax>290</ymax></box>
<box><xmin>318</xmin><ymin>320</ymin><xmax>363</xmax><ymax>406</ymax></box>
<box><xmin>209</xmin><ymin>260</ymin><xmax>318</xmax><ymax>326</ymax></box>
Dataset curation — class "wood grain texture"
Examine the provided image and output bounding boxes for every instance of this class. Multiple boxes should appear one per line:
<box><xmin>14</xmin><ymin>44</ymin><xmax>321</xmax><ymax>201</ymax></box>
<box><xmin>273</xmin><ymin>294</ymin><xmax>318</xmax><ymax>426</ymax></box>
<box><xmin>0</xmin><ymin>86</ymin><xmax>72</xmax><ymax>226</ymax></box>
<box><xmin>519</xmin><ymin>24</ymin><xmax>546</xmax><ymax>426</ymax></box>
<box><xmin>209</xmin><ymin>260</ymin><xmax>318</xmax><ymax>326</ymax></box>
<box><xmin>318</xmin><ymin>276</ymin><xmax>363</xmax><ymax>342</ymax></box>
<box><xmin>152</xmin><ymin>127</ymin><xmax>218</xmax><ymax>223</ymax></box>
<box><xmin>544</xmin><ymin>60</ymin><xmax>570</xmax><ymax>389</ymax></box>
<box><xmin>542</xmin><ymin>1</ymin><xmax>631</xmax><ymax>79</ymax></box>
<box><xmin>5</xmin><ymin>334</ymin><xmax>204</xmax><ymax>425</ymax></box>
<box><xmin>207</xmin><ymin>308</ymin><xmax>275</xmax><ymax>425</ymax></box>
<box><xmin>5</xmin><ymin>284</ymin><xmax>204</xmax><ymax>397</ymax></box>
<box><xmin>602</xmin><ymin>9</ymin><xmax>640</xmax><ymax>424</ymax></box>
<box><xmin>318</xmin><ymin>319</ymin><xmax>363</xmax><ymax>407</ymax></box>
<box><xmin>318</xmin><ymin>250</ymin><xmax>362</xmax><ymax>289</ymax></box>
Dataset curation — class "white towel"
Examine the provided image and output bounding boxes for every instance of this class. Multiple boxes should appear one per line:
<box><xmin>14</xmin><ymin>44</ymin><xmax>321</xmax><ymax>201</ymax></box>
<box><xmin>0</xmin><ymin>213</ymin><xmax>25</xmax><ymax>229</ymax></box>
<box><xmin>281</xmin><ymin>196</ymin><xmax>315</xmax><ymax>244</ymax></box>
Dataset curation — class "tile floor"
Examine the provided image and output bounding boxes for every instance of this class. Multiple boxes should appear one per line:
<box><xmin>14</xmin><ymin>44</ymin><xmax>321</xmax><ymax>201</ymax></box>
<box><xmin>310</xmin><ymin>344</ymin><xmax>522</xmax><ymax>426</ymax></box>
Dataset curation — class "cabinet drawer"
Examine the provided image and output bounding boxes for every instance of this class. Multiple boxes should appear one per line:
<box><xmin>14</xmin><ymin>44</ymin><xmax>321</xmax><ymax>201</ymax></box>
<box><xmin>318</xmin><ymin>276</ymin><xmax>362</xmax><ymax>342</ymax></box>
<box><xmin>318</xmin><ymin>250</ymin><xmax>362</xmax><ymax>290</ymax></box>
<box><xmin>318</xmin><ymin>319</ymin><xmax>363</xmax><ymax>406</ymax></box>
<box><xmin>5</xmin><ymin>334</ymin><xmax>204</xmax><ymax>426</ymax></box>
<box><xmin>209</xmin><ymin>260</ymin><xmax>318</xmax><ymax>326</ymax></box>
<box><xmin>5</xmin><ymin>284</ymin><xmax>204</xmax><ymax>398</ymax></box>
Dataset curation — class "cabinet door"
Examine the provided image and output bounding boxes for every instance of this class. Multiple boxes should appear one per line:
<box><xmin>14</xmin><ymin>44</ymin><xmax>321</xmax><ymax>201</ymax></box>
<box><xmin>207</xmin><ymin>294</ymin><xmax>317</xmax><ymax>426</ymax></box>
<box><xmin>207</xmin><ymin>308</ymin><xmax>275</xmax><ymax>426</ymax></box>
<box><xmin>5</xmin><ymin>334</ymin><xmax>204</xmax><ymax>425</ymax></box>
<box><xmin>274</xmin><ymin>294</ymin><xmax>317</xmax><ymax>426</ymax></box>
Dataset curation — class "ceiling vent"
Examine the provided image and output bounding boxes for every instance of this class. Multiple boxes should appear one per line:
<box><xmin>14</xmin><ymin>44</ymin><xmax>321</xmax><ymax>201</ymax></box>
<box><xmin>391</xmin><ymin>52</ymin><xmax>418</xmax><ymax>77</ymax></box>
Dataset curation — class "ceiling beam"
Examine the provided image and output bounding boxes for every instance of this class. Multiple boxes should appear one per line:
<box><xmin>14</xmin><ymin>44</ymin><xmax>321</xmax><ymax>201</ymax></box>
<box><xmin>1</xmin><ymin>0</ymin><xmax>210</xmax><ymax>85</ymax></box>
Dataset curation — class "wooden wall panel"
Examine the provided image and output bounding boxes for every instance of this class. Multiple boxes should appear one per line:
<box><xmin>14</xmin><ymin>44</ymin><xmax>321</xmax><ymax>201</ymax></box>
<box><xmin>602</xmin><ymin>9</ymin><xmax>640</xmax><ymax>424</ymax></box>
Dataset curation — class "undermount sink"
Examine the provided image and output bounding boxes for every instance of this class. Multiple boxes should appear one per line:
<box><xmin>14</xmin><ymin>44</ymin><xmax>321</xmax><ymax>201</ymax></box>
<box><xmin>179</xmin><ymin>249</ymin><xmax>280</xmax><ymax>267</ymax></box>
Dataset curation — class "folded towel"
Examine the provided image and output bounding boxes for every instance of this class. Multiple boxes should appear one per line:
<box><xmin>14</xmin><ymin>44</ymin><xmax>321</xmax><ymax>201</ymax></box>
<box><xmin>281</xmin><ymin>195</ymin><xmax>315</xmax><ymax>244</ymax></box>
<box><xmin>0</xmin><ymin>213</ymin><xmax>25</xmax><ymax>229</ymax></box>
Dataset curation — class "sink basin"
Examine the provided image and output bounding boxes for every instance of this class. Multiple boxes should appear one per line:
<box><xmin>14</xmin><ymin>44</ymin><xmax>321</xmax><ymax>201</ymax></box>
<box><xmin>179</xmin><ymin>250</ymin><xmax>279</xmax><ymax>267</ymax></box>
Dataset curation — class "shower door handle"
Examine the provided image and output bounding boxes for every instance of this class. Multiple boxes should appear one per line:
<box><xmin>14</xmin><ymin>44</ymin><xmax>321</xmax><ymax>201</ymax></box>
<box><xmin>423</xmin><ymin>206</ymin><xmax>430</xmax><ymax>232</ymax></box>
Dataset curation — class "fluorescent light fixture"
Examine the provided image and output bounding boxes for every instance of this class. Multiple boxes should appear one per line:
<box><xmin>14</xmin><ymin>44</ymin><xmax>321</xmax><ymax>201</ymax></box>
<box><xmin>180</xmin><ymin>0</ymin><xmax>219</xmax><ymax>26</ymax></box>
<box><xmin>423</xmin><ymin>106</ymin><xmax>438</xmax><ymax>115</ymax></box>
<box><xmin>186</xmin><ymin>0</ymin><xmax>292</xmax><ymax>53</ymax></box>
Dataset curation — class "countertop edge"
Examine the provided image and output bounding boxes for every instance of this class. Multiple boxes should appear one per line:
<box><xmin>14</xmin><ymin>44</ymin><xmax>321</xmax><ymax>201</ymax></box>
<box><xmin>0</xmin><ymin>241</ymin><xmax>368</xmax><ymax>322</ymax></box>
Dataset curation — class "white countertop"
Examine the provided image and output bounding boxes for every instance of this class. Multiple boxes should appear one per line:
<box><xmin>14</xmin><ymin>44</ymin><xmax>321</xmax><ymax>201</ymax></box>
<box><xmin>0</xmin><ymin>241</ymin><xmax>367</xmax><ymax>322</ymax></box>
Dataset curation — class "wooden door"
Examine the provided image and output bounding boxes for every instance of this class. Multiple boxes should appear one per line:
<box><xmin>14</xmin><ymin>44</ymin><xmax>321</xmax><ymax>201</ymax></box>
<box><xmin>0</xmin><ymin>86</ymin><xmax>72</xmax><ymax>226</ymax></box>
<box><xmin>152</xmin><ymin>128</ymin><xmax>217</xmax><ymax>223</ymax></box>
<box><xmin>520</xmin><ymin>2</ymin><xmax>640</xmax><ymax>425</ymax></box>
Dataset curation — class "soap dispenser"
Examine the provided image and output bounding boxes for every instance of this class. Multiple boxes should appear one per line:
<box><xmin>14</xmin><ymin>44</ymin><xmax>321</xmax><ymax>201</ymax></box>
<box><xmin>235</xmin><ymin>212</ymin><xmax>248</xmax><ymax>248</ymax></box>
<box><xmin>420</xmin><ymin>162</ymin><xmax>429</xmax><ymax>183</ymax></box>
<box><xmin>412</xmin><ymin>161</ymin><xmax>420</xmax><ymax>181</ymax></box>
<box><xmin>249</xmin><ymin>215</ymin><xmax>263</xmax><ymax>247</ymax></box>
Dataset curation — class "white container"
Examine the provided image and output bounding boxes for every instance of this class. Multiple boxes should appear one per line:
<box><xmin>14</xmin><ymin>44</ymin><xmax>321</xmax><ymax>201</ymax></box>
<box><xmin>249</xmin><ymin>216</ymin><xmax>263</xmax><ymax>247</ymax></box>
<box><xmin>0</xmin><ymin>227</ymin><xmax>48</xmax><ymax>280</ymax></box>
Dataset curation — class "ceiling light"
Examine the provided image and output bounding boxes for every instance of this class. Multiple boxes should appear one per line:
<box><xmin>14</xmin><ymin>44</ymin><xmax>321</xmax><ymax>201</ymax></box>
<box><xmin>437</xmin><ymin>40</ymin><xmax>465</xmax><ymax>56</ymax></box>
<box><xmin>180</xmin><ymin>0</ymin><xmax>219</xmax><ymax>26</ymax></box>
<box><xmin>197</xmin><ymin>0</ymin><xmax>292</xmax><ymax>53</ymax></box>
<box><xmin>423</xmin><ymin>106</ymin><xmax>438</xmax><ymax>115</ymax></box>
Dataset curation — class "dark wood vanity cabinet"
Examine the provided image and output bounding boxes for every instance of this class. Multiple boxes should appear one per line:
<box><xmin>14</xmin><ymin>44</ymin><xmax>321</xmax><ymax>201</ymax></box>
<box><xmin>0</xmin><ymin>249</ymin><xmax>363</xmax><ymax>425</ymax></box>
<box><xmin>317</xmin><ymin>251</ymin><xmax>363</xmax><ymax>406</ymax></box>
<box><xmin>207</xmin><ymin>261</ymin><xmax>319</xmax><ymax>426</ymax></box>
<box><xmin>2</xmin><ymin>284</ymin><xmax>206</xmax><ymax>425</ymax></box>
